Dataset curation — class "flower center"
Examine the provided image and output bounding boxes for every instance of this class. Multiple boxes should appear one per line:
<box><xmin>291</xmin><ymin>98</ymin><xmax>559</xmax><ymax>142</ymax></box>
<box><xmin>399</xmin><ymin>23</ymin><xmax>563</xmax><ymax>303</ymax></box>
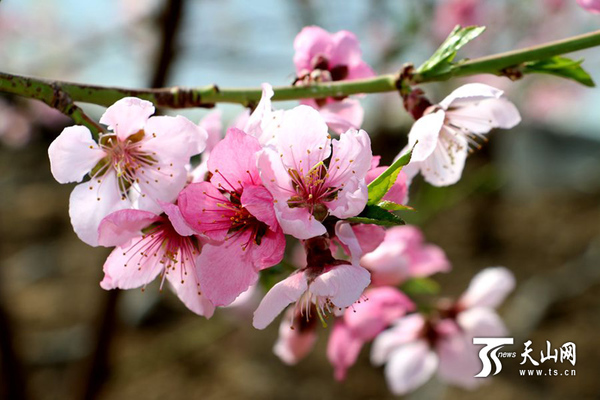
<box><xmin>286</xmin><ymin>163</ymin><xmax>339</xmax><ymax>221</ymax></box>
<box><xmin>123</xmin><ymin>217</ymin><xmax>202</xmax><ymax>291</ymax></box>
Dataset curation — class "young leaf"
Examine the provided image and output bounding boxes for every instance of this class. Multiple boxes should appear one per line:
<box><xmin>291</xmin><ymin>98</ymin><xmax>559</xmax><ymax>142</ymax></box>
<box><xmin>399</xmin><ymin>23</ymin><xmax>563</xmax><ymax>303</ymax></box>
<box><xmin>346</xmin><ymin>205</ymin><xmax>405</xmax><ymax>227</ymax></box>
<box><xmin>417</xmin><ymin>25</ymin><xmax>486</xmax><ymax>74</ymax></box>
<box><xmin>522</xmin><ymin>56</ymin><xmax>595</xmax><ymax>87</ymax></box>
<box><xmin>367</xmin><ymin>150</ymin><xmax>412</xmax><ymax>205</ymax></box>
<box><xmin>400</xmin><ymin>277</ymin><xmax>440</xmax><ymax>296</ymax></box>
<box><xmin>377</xmin><ymin>200</ymin><xmax>415</xmax><ymax>212</ymax></box>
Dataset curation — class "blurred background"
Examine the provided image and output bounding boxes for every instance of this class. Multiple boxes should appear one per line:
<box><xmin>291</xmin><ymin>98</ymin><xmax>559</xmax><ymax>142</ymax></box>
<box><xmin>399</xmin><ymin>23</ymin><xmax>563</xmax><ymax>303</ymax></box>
<box><xmin>1</xmin><ymin>0</ymin><xmax>600</xmax><ymax>399</ymax></box>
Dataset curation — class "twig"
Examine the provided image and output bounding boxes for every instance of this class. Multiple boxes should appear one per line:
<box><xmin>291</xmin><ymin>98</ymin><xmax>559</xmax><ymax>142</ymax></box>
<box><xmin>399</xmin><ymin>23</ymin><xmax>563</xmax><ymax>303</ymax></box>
<box><xmin>0</xmin><ymin>30</ymin><xmax>599</xmax><ymax>112</ymax></box>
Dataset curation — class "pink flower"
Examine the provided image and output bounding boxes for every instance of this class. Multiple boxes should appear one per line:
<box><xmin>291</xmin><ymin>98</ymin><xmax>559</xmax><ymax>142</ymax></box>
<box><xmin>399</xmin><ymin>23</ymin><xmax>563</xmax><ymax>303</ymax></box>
<box><xmin>273</xmin><ymin>307</ymin><xmax>319</xmax><ymax>365</ymax></box>
<box><xmin>253</xmin><ymin>222</ymin><xmax>371</xmax><ymax>329</ymax></box>
<box><xmin>404</xmin><ymin>83</ymin><xmax>521</xmax><ymax>187</ymax></box>
<box><xmin>432</xmin><ymin>0</ymin><xmax>484</xmax><ymax>41</ymax></box>
<box><xmin>327</xmin><ymin>287</ymin><xmax>414</xmax><ymax>381</ymax></box>
<box><xmin>293</xmin><ymin>26</ymin><xmax>375</xmax><ymax>133</ymax></box>
<box><xmin>178</xmin><ymin>128</ymin><xmax>285</xmax><ymax>306</ymax></box>
<box><xmin>577</xmin><ymin>0</ymin><xmax>600</xmax><ymax>13</ymax></box>
<box><xmin>258</xmin><ymin>105</ymin><xmax>372</xmax><ymax>240</ymax></box>
<box><xmin>189</xmin><ymin>110</ymin><xmax>224</xmax><ymax>183</ymax></box>
<box><xmin>48</xmin><ymin>97</ymin><xmax>207</xmax><ymax>246</ymax></box>
<box><xmin>371</xmin><ymin>267</ymin><xmax>515</xmax><ymax>395</ymax></box>
<box><xmin>361</xmin><ymin>225</ymin><xmax>451</xmax><ymax>286</ymax></box>
<box><xmin>98</xmin><ymin>202</ymin><xmax>214</xmax><ymax>317</ymax></box>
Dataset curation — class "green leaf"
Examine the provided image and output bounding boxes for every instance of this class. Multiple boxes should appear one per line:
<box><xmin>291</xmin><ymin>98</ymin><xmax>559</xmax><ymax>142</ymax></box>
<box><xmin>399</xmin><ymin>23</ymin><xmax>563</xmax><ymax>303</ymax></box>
<box><xmin>377</xmin><ymin>200</ymin><xmax>415</xmax><ymax>212</ymax></box>
<box><xmin>417</xmin><ymin>25</ymin><xmax>486</xmax><ymax>74</ymax></box>
<box><xmin>367</xmin><ymin>150</ymin><xmax>413</xmax><ymax>205</ymax></box>
<box><xmin>400</xmin><ymin>277</ymin><xmax>440</xmax><ymax>296</ymax></box>
<box><xmin>346</xmin><ymin>205</ymin><xmax>406</xmax><ymax>227</ymax></box>
<box><xmin>522</xmin><ymin>56</ymin><xmax>595</xmax><ymax>87</ymax></box>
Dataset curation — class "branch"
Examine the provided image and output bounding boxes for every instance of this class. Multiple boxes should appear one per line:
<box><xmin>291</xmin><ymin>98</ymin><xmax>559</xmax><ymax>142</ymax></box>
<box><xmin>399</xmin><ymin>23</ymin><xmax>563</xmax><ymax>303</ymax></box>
<box><xmin>1</xmin><ymin>30</ymin><xmax>599</xmax><ymax>112</ymax></box>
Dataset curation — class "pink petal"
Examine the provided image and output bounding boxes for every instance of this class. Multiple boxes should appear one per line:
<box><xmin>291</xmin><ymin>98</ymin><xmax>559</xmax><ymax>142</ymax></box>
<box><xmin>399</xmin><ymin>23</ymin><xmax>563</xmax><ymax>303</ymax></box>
<box><xmin>335</xmin><ymin>221</ymin><xmax>363</xmax><ymax>265</ymax></box>
<box><xmin>578</xmin><ymin>0</ymin><xmax>600</xmax><ymax>12</ymax></box>
<box><xmin>310</xmin><ymin>263</ymin><xmax>370</xmax><ymax>309</ymax></box>
<box><xmin>384</xmin><ymin>340</ymin><xmax>438</xmax><ymax>396</ymax></box>
<box><xmin>208</xmin><ymin>128</ymin><xmax>261</xmax><ymax>192</ymax></box>
<box><xmin>166</xmin><ymin>264</ymin><xmax>216</xmax><ymax>318</ymax></box>
<box><xmin>196</xmin><ymin>239</ymin><xmax>258</xmax><ymax>307</ymax></box>
<box><xmin>318</xmin><ymin>99</ymin><xmax>364</xmax><ymax>134</ymax></box>
<box><xmin>408</xmin><ymin>243</ymin><xmax>451</xmax><ymax>277</ymax></box>
<box><xmin>48</xmin><ymin>126</ymin><xmax>106</xmax><ymax>184</ymax></box>
<box><xmin>98</xmin><ymin>209</ymin><xmax>161</xmax><ymax>247</ymax></box>
<box><xmin>344</xmin><ymin>287</ymin><xmax>415</xmax><ymax>340</ymax></box>
<box><xmin>459</xmin><ymin>267</ymin><xmax>515</xmax><ymax>309</ymax></box>
<box><xmin>327</xmin><ymin>129</ymin><xmax>372</xmax><ymax>188</ymax></box>
<box><xmin>69</xmin><ymin>172</ymin><xmax>129</xmax><ymax>246</ymax></box>
<box><xmin>142</xmin><ymin>115</ymin><xmax>208</xmax><ymax>160</ymax></box>
<box><xmin>272</xmin><ymin>105</ymin><xmax>331</xmax><ymax>174</ymax></box>
<box><xmin>346</xmin><ymin>61</ymin><xmax>376</xmax><ymax>81</ymax></box>
<box><xmin>327</xmin><ymin>320</ymin><xmax>364</xmax><ymax>381</ymax></box>
<box><xmin>241</xmin><ymin>185</ymin><xmax>278</xmax><ymax>230</ymax></box>
<box><xmin>276</xmin><ymin>205</ymin><xmax>327</xmax><ymax>240</ymax></box>
<box><xmin>436</xmin><ymin>330</ymin><xmax>482</xmax><ymax>389</ymax></box>
<box><xmin>439</xmin><ymin>83</ymin><xmax>504</xmax><ymax>110</ymax></box>
<box><xmin>177</xmin><ymin>182</ymin><xmax>232</xmax><ymax>242</ymax></box>
<box><xmin>159</xmin><ymin>201</ymin><xmax>195</xmax><ymax>237</ymax></box>
<box><xmin>250</xmin><ymin>226</ymin><xmax>285</xmax><ymax>270</ymax></box>
<box><xmin>330</xmin><ymin>30</ymin><xmax>367</xmax><ymax>70</ymax></box>
<box><xmin>293</xmin><ymin>26</ymin><xmax>333</xmax><ymax>74</ymax></box>
<box><xmin>199</xmin><ymin>110</ymin><xmax>223</xmax><ymax>153</ymax></box>
<box><xmin>407</xmin><ymin>110</ymin><xmax>445</xmax><ymax>163</ymax></box>
<box><xmin>100</xmin><ymin>241</ymin><xmax>164</xmax><ymax>290</ymax></box>
<box><xmin>274</xmin><ymin>310</ymin><xmax>318</xmax><ymax>365</ymax></box>
<box><xmin>361</xmin><ymin>227</ymin><xmax>412</xmax><ymax>286</ymax></box>
<box><xmin>253</xmin><ymin>272</ymin><xmax>308</xmax><ymax>329</ymax></box>
<box><xmin>351</xmin><ymin>224</ymin><xmax>386</xmax><ymax>254</ymax></box>
<box><xmin>370</xmin><ymin>313</ymin><xmax>426</xmax><ymax>365</ymax></box>
<box><xmin>99</xmin><ymin>97</ymin><xmax>154</xmax><ymax>141</ymax></box>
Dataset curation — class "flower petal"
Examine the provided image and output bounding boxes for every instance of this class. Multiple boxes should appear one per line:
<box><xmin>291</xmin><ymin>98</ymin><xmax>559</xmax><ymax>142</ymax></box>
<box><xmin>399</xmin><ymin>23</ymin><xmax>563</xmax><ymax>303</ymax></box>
<box><xmin>436</xmin><ymin>330</ymin><xmax>482</xmax><ymax>389</ymax></box>
<box><xmin>142</xmin><ymin>115</ymin><xmax>208</xmax><ymax>160</ymax></box>
<box><xmin>384</xmin><ymin>340</ymin><xmax>438</xmax><ymax>396</ymax></box>
<box><xmin>327</xmin><ymin>320</ymin><xmax>364</xmax><ymax>381</ymax></box>
<box><xmin>327</xmin><ymin>129</ymin><xmax>372</xmax><ymax>188</ymax></box>
<box><xmin>98</xmin><ymin>209</ymin><xmax>161</xmax><ymax>247</ymax></box>
<box><xmin>48</xmin><ymin>126</ymin><xmax>106</xmax><ymax>184</ymax></box>
<box><xmin>274</xmin><ymin>309</ymin><xmax>318</xmax><ymax>365</ymax></box>
<box><xmin>244</xmin><ymin>83</ymin><xmax>283</xmax><ymax>146</ymax></box>
<box><xmin>447</xmin><ymin>97</ymin><xmax>521</xmax><ymax>134</ymax></box>
<box><xmin>99</xmin><ymin>97</ymin><xmax>155</xmax><ymax>141</ymax></box>
<box><xmin>166</xmin><ymin>263</ymin><xmax>216</xmax><ymax>318</ymax></box>
<box><xmin>250</xmin><ymin>226</ymin><xmax>285</xmax><ymax>270</ymax></box>
<box><xmin>370</xmin><ymin>313</ymin><xmax>426</xmax><ymax>365</ymax></box>
<box><xmin>253</xmin><ymin>272</ymin><xmax>308</xmax><ymax>329</ymax></box>
<box><xmin>418</xmin><ymin>131</ymin><xmax>469</xmax><ymax>187</ymax></box>
<box><xmin>177</xmin><ymin>182</ymin><xmax>232</xmax><ymax>242</ymax></box>
<box><xmin>100</xmin><ymin>240</ymin><xmax>163</xmax><ymax>290</ymax></box>
<box><xmin>293</xmin><ymin>26</ymin><xmax>333</xmax><ymax>74</ymax></box>
<box><xmin>199</xmin><ymin>110</ymin><xmax>223</xmax><ymax>153</ymax></box>
<box><xmin>241</xmin><ymin>185</ymin><xmax>278</xmax><ymax>230</ymax></box>
<box><xmin>208</xmin><ymin>128</ymin><xmax>262</xmax><ymax>192</ymax></box>
<box><xmin>159</xmin><ymin>201</ymin><xmax>195</xmax><ymax>237</ymax></box>
<box><xmin>310</xmin><ymin>263</ymin><xmax>370</xmax><ymax>309</ymax></box>
<box><xmin>69</xmin><ymin>172</ymin><xmax>129</xmax><ymax>246</ymax></box>
<box><xmin>457</xmin><ymin>307</ymin><xmax>508</xmax><ymax>338</ymax></box>
<box><xmin>407</xmin><ymin>110</ymin><xmax>445</xmax><ymax>163</ymax></box>
<box><xmin>317</xmin><ymin>99</ymin><xmax>364</xmax><ymax>134</ymax></box>
<box><xmin>350</xmin><ymin>224</ymin><xmax>386</xmax><ymax>254</ymax></box>
<box><xmin>335</xmin><ymin>221</ymin><xmax>363</xmax><ymax>265</ymax></box>
<box><xmin>459</xmin><ymin>267</ymin><xmax>515</xmax><ymax>309</ymax></box>
<box><xmin>439</xmin><ymin>83</ymin><xmax>504</xmax><ymax>110</ymax></box>
<box><xmin>196</xmin><ymin>239</ymin><xmax>258</xmax><ymax>307</ymax></box>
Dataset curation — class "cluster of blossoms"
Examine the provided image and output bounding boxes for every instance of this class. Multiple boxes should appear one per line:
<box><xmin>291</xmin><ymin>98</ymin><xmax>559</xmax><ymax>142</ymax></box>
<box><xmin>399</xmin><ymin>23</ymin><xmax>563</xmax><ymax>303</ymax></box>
<box><xmin>47</xmin><ymin>26</ymin><xmax>520</xmax><ymax>395</ymax></box>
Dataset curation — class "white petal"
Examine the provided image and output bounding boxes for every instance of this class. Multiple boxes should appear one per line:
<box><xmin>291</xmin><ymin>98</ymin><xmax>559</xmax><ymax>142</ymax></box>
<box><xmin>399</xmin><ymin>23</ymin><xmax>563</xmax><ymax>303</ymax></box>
<box><xmin>335</xmin><ymin>221</ymin><xmax>363</xmax><ymax>265</ymax></box>
<box><xmin>100</xmin><ymin>97</ymin><xmax>155</xmax><ymax>140</ymax></box>
<box><xmin>384</xmin><ymin>340</ymin><xmax>438</xmax><ymax>396</ymax></box>
<box><xmin>447</xmin><ymin>97</ymin><xmax>521</xmax><ymax>134</ymax></box>
<box><xmin>310</xmin><ymin>263</ymin><xmax>370</xmax><ymax>308</ymax></box>
<box><xmin>459</xmin><ymin>266</ymin><xmax>516</xmax><ymax>309</ymax></box>
<box><xmin>371</xmin><ymin>314</ymin><xmax>426</xmax><ymax>365</ymax></box>
<box><xmin>69</xmin><ymin>173</ymin><xmax>130</xmax><ymax>246</ymax></box>
<box><xmin>457</xmin><ymin>308</ymin><xmax>508</xmax><ymax>338</ymax></box>
<box><xmin>439</xmin><ymin>83</ymin><xmax>504</xmax><ymax>110</ymax></box>
<box><xmin>253</xmin><ymin>272</ymin><xmax>308</xmax><ymax>329</ymax></box>
<box><xmin>419</xmin><ymin>131</ymin><xmax>468</xmax><ymax>187</ymax></box>
<box><xmin>48</xmin><ymin>126</ymin><xmax>106</xmax><ymax>184</ymax></box>
<box><xmin>407</xmin><ymin>110</ymin><xmax>445</xmax><ymax>163</ymax></box>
